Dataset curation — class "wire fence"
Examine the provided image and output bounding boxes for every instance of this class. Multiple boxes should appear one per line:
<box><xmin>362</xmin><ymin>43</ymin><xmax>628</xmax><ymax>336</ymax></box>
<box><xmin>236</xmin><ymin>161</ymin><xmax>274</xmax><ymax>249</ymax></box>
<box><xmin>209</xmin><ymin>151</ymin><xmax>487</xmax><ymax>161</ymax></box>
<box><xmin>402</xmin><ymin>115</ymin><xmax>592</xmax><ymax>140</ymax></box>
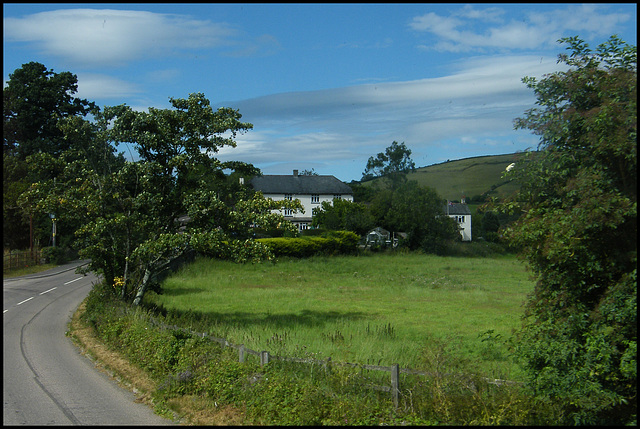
<box><xmin>142</xmin><ymin>311</ymin><xmax>522</xmax><ymax>408</ymax></box>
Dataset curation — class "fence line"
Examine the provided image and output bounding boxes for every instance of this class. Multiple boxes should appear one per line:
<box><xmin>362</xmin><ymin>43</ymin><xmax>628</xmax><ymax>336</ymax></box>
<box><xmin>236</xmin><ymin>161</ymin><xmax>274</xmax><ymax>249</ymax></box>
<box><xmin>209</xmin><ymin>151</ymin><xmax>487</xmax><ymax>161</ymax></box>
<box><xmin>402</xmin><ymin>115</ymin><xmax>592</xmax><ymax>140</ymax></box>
<box><xmin>141</xmin><ymin>311</ymin><xmax>521</xmax><ymax>408</ymax></box>
<box><xmin>3</xmin><ymin>249</ymin><xmax>43</xmax><ymax>271</ymax></box>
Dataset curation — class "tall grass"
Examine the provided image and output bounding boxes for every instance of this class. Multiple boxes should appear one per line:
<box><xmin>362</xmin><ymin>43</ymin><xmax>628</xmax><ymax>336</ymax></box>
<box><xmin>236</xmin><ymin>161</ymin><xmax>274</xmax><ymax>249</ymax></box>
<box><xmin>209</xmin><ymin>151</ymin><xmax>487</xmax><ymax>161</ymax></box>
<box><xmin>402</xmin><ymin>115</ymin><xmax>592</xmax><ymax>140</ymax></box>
<box><xmin>145</xmin><ymin>252</ymin><xmax>534</xmax><ymax>380</ymax></box>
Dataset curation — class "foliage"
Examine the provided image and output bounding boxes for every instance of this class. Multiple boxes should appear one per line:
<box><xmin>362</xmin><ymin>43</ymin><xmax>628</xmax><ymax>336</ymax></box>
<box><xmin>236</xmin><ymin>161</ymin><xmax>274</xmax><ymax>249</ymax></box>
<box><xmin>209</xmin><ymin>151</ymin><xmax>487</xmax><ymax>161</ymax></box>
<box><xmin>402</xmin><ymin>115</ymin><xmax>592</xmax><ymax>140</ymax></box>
<box><xmin>361</xmin><ymin>141</ymin><xmax>415</xmax><ymax>187</ymax></box>
<box><xmin>3</xmin><ymin>61</ymin><xmax>96</xmax><ymax>159</ymax></box>
<box><xmin>311</xmin><ymin>199</ymin><xmax>375</xmax><ymax>235</ymax></box>
<box><xmin>21</xmin><ymin>92</ymin><xmax>302</xmax><ymax>305</ymax></box>
<box><xmin>371</xmin><ymin>180</ymin><xmax>460</xmax><ymax>253</ymax></box>
<box><xmin>40</xmin><ymin>246</ymin><xmax>67</xmax><ymax>265</ymax></box>
<box><xmin>504</xmin><ymin>35</ymin><xmax>636</xmax><ymax>425</ymax></box>
<box><xmin>3</xmin><ymin>62</ymin><xmax>97</xmax><ymax>250</ymax></box>
<box><xmin>299</xmin><ymin>168</ymin><xmax>319</xmax><ymax>176</ymax></box>
<box><xmin>258</xmin><ymin>231</ymin><xmax>359</xmax><ymax>257</ymax></box>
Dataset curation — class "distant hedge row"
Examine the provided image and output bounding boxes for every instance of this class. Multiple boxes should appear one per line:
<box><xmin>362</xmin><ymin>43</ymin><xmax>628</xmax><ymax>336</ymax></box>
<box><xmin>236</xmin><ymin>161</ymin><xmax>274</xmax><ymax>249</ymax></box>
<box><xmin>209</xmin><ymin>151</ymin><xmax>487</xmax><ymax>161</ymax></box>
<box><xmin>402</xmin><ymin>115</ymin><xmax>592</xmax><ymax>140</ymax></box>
<box><xmin>257</xmin><ymin>231</ymin><xmax>359</xmax><ymax>257</ymax></box>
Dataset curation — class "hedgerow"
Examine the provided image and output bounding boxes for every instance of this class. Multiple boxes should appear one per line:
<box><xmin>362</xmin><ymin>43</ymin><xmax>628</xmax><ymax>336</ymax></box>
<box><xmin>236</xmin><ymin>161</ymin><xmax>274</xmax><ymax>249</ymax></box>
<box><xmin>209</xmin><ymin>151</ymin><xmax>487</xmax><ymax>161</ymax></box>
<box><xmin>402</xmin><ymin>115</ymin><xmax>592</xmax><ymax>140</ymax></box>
<box><xmin>258</xmin><ymin>230</ymin><xmax>359</xmax><ymax>257</ymax></box>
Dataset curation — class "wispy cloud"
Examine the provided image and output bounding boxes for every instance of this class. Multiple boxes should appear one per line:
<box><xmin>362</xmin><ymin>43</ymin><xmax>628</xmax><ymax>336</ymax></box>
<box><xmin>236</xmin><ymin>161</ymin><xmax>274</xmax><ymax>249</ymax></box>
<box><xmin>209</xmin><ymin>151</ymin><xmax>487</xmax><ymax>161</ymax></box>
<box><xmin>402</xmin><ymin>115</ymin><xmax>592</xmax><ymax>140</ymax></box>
<box><xmin>409</xmin><ymin>4</ymin><xmax>632</xmax><ymax>52</ymax></box>
<box><xmin>3</xmin><ymin>9</ymin><xmax>274</xmax><ymax>67</ymax></box>
<box><xmin>75</xmin><ymin>73</ymin><xmax>142</xmax><ymax>100</ymax></box>
<box><xmin>216</xmin><ymin>53</ymin><xmax>559</xmax><ymax>178</ymax></box>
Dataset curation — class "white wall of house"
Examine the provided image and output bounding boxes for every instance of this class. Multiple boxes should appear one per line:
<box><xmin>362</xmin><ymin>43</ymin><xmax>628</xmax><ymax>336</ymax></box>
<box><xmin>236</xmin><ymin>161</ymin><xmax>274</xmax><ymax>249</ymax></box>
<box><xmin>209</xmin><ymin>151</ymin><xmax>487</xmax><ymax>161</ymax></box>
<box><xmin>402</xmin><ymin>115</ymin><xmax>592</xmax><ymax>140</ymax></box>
<box><xmin>448</xmin><ymin>214</ymin><xmax>472</xmax><ymax>241</ymax></box>
<box><xmin>262</xmin><ymin>193</ymin><xmax>354</xmax><ymax>231</ymax></box>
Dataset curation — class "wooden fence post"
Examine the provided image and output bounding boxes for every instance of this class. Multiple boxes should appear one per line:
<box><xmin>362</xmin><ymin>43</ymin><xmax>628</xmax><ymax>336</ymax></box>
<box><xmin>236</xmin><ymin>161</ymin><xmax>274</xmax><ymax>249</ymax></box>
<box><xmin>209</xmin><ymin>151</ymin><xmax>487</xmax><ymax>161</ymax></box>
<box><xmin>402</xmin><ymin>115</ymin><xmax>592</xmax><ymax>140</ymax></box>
<box><xmin>239</xmin><ymin>345</ymin><xmax>246</xmax><ymax>363</ymax></box>
<box><xmin>391</xmin><ymin>363</ymin><xmax>400</xmax><ymax>408</ymax></box>
<box><xmin>260</xmin><ymin>351</ymin><xmax>270</xmax><ymax>366</ymax></box>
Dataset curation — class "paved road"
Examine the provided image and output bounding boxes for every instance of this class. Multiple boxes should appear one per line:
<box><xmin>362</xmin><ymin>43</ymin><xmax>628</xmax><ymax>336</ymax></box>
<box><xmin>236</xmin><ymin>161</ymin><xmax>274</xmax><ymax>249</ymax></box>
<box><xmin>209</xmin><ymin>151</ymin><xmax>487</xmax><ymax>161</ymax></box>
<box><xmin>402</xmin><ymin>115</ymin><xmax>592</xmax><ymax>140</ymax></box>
<box><xmin>3</xmin><ymin>262</ymin><xmax>173</xmax><ymax>425</ymax></box>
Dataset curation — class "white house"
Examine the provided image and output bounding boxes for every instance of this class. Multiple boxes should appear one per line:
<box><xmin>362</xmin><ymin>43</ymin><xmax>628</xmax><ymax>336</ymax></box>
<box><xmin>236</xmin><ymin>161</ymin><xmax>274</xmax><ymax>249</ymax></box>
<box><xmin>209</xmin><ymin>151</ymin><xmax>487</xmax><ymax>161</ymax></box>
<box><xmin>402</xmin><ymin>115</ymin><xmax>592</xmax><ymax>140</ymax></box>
<box><xmin>445</xmin><ymin>201</ymin><xmax>472</xmax><ymax>241</ymax></box>
<box><xmin>251</xmin><ymin>170</ymin><xmax>354</xmax><ymax>232</ymax></box>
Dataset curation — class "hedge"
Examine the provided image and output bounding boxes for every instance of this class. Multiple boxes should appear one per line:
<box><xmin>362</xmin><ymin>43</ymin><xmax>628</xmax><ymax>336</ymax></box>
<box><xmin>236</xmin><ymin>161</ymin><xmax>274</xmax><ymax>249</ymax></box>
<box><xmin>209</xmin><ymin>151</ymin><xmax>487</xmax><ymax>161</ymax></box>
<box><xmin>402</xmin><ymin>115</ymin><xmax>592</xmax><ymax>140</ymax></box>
<box><xmin>257</xmin><ymin>231</ymin><xmax>359</xmax><ymax>257</ymax></box>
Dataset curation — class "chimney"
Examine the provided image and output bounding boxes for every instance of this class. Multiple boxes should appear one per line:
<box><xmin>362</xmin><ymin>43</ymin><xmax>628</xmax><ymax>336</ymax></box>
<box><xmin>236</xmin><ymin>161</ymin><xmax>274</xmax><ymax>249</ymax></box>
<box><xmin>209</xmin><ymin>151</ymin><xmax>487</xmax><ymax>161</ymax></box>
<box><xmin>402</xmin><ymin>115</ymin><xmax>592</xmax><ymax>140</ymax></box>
<box><xmin>293</xmin><ymin>169</ymin><xmax>298</xmax><ymax>177</ymax></box>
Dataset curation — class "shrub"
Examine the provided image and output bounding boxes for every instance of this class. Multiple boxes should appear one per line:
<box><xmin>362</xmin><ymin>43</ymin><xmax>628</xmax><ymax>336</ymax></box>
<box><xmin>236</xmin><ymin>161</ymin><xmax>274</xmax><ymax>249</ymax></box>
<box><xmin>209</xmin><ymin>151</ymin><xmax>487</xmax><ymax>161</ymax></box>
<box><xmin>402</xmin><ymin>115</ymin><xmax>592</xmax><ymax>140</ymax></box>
<box><xmin>258</xmin><ymin>231</ymin><xmax>359</xmax><ymax>258</ymax></box>
<box><xmin>41</xmin><ymin>246</ymin><xmax>67</xmax><ymax>264</ymax></box>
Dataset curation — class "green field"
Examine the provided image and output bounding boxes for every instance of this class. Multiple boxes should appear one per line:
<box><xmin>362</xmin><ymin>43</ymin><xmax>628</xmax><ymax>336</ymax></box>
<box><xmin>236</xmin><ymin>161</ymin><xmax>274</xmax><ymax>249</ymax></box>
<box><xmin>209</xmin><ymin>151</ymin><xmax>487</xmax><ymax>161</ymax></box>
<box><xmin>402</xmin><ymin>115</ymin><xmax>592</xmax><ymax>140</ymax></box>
<box><xmin>360</xmin><ymin>152</ymin><xmax>527</xmax><ymax>202</ymax></box>
<box><xmin>146</xmin><ymin>252</ymin><xmax>535</xmax><ymax>381</ymax></box>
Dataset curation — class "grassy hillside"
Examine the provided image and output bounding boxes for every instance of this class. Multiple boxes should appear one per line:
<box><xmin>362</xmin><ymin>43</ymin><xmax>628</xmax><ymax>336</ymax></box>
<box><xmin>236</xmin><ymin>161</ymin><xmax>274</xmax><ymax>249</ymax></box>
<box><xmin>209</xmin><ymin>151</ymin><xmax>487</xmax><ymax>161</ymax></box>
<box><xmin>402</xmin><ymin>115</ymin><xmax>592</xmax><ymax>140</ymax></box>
<box><xmin>359</xmin><ymin>152</ymin><xmax>528</xmax><ymax>202</ymax></box>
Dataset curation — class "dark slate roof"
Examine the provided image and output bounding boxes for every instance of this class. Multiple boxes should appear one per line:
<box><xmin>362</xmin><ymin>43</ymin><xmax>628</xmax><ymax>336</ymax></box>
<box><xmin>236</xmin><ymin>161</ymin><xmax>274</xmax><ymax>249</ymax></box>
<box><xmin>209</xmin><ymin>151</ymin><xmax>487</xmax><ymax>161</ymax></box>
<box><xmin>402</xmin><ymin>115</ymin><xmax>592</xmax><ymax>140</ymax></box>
<box><xmin>444</xmin><ymin>203</ymin><xmax>471</xmax><ymax>215</ymax></box>
<box><xmin>251</xmin><ymin>174</ymin><xmax>353</xmax><ymax>195</ymax></box>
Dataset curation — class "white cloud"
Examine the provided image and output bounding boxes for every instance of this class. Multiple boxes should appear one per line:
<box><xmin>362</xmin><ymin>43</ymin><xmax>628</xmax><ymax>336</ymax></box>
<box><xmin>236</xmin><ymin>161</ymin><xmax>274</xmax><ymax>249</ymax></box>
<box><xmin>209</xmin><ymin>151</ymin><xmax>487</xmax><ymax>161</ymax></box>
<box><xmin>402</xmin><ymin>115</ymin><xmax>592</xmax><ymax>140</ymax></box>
<box><xmin>458</xmin><ymin>5</ymin><xmax>505</xmax><ymax>22</ymax></box>
<box><xmin>231</xmin><ymin>54</ymin><xmax>556</xmax><ymax>123</ymax></box>
<box><xmin>75</xmin><ymin>73</ymin><xmax>142</xmax><ymax>100</ymax></box>
<box><xmin>213</xmin><ymin>53</ymin><xmax>563</xmax><ymax>179</ymax></box>
<box><xmin>409</xmin><ymin>4</ymin><xmax>632</xmax><ymax>52</ymax></box>
<box><xmin>3</xmin><ymin>9</ymin><xmax>240</xmax><ymax>67</ymax></box>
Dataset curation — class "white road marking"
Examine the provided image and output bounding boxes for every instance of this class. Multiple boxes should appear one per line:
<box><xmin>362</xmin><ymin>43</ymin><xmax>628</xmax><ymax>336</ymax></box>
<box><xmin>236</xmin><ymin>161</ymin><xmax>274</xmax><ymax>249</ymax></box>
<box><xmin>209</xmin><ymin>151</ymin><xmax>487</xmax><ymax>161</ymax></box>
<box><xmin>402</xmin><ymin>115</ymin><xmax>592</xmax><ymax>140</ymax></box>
<box><xmin>3</xmin><ymin>275</ymin><xmax>86</xmax><ymax>314</ymax></box>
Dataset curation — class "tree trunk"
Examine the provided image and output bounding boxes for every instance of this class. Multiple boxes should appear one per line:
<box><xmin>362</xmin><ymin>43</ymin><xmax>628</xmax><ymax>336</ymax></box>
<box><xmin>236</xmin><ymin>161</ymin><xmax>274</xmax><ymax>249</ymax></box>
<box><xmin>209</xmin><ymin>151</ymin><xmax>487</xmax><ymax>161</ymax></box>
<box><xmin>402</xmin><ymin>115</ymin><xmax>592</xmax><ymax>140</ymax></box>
<box><xmin>132</xmin><ymin>267</ymin><xmax>152</xmax><ymax>306</ymax></box>
<box><xmin>121</xmin><ymin>230</ymin><xmax>131</xmax><ymax>300</ymax></box>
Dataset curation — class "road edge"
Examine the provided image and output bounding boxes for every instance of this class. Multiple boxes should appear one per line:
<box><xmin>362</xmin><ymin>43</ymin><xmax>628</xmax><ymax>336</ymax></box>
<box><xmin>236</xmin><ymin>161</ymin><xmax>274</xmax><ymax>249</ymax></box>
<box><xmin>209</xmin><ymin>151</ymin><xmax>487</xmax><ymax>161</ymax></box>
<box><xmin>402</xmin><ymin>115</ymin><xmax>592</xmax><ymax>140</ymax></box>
<box><xmin>66</xmin><ymin>299</ymin><xmax>183</xmax><ymax>424</ymax></box>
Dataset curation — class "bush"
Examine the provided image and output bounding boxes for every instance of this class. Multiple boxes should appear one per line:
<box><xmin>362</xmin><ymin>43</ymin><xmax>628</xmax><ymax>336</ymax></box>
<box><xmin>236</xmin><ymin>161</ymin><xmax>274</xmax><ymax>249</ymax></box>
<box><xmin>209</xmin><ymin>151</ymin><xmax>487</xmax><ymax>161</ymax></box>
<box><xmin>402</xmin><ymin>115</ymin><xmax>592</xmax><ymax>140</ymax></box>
<box><xmin>258</xmin><ymin>231</ymin><xmax>359</xmax><ymax>258</ymax></box>
<box><xmin>41</xmin><ymin>246</ymin><xmax>67</xmax><ymax>264</ymax></box>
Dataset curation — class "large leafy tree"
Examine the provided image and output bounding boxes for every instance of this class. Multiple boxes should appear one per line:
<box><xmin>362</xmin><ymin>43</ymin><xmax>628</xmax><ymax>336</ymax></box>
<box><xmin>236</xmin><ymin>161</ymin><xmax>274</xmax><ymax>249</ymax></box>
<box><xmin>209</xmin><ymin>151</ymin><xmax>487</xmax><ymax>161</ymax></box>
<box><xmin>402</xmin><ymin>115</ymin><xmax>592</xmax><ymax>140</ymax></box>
<box><xmin>4</xmin><ymin>62</ymin><xmax>98</xmax><ymax>250</ymax></box>
<box><xmin>312</xmin><ymin>198</ymin><xmax>375</xmax><ymax>235</ymax></box>
<box><xmin>382</xmin><ymin>180</ymin><xmax>459</xmax><ymax>253</ymax></box>
<box><xmin>504</xmin><ymin>36</ymin><xmax>636</xmax><ymax>424</ymax></box>
<box><xmin>3</xmin><ymin>61</ymin><xmax>96</xmax><ymax>159</ymax></box>
<box><xmin>22</xmin><ymin>93</ymin><xmax>302</xmax><ymax>305</ymax></box>
<box><xmin>361</xmin><ymin>141</ymin><xmax>415</xmax><ymax>187</ymax></box>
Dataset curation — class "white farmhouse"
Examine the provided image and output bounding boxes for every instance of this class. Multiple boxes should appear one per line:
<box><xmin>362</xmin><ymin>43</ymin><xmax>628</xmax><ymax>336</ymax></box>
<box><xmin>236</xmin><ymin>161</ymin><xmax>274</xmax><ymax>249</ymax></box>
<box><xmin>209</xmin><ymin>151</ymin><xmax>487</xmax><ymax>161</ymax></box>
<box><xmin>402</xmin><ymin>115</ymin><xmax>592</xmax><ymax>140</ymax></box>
<box><xmin>251</xmin><ymin>170</ymin><xmax>354</xmax><ymax>232</ymax></box>
<box><xmin>445</xmin><ymin>201</ymin><xmax>472</xmax><ymax>241</ymax></box>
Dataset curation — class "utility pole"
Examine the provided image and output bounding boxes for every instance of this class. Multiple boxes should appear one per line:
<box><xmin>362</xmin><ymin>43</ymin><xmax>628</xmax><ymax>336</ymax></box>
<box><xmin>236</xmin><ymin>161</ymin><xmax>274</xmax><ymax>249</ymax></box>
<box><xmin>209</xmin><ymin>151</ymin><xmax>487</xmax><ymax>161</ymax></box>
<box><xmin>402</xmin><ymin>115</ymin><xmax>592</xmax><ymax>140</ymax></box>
<box><xmin>30</xmin><ymin>214</ymin><xmax>34</xmax><ymax>258</ymax></box>
<box><xmin>50</xmin><ymin>213</ymin><xmax>57</xmax><ymax>247</ymax></box>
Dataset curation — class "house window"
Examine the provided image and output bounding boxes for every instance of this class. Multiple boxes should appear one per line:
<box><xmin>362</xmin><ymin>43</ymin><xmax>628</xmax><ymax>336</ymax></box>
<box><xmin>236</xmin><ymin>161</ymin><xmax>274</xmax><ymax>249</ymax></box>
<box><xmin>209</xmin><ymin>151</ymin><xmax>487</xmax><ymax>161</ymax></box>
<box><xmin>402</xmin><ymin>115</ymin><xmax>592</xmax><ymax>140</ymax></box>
<box><xmin>456</xmin><ymin>216</ymin><xmax>465</xmax><ymax>223</ymax></box>
<box><xmin>311</xmin><ymin>194</ymin><xmax>320</xmax><ymax>203</ymax></box>
<box><xmin>284</xmin><ymin>194</ymin><xmax>293</xmax><ymax>200</ymax></box>
<box><xmin>333</xmin><ymin>195</ymin><xmax>342</xmax><ymax>200</ymax></box>
<box><xmin>284</xmin><ymin>208</ymin><xmax>293</xmax><ymax>217</ymax></box>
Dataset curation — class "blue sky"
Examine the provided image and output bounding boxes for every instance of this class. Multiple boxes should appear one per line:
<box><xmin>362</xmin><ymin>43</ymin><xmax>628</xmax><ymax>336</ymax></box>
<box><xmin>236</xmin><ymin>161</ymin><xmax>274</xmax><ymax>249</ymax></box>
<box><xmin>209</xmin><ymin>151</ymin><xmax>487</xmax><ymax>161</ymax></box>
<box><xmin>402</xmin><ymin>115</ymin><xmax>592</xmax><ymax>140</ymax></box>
<box><xmin>3</xmin><ymin>3</ymin><xmax>637</xmax><ymax>182</ymax></box>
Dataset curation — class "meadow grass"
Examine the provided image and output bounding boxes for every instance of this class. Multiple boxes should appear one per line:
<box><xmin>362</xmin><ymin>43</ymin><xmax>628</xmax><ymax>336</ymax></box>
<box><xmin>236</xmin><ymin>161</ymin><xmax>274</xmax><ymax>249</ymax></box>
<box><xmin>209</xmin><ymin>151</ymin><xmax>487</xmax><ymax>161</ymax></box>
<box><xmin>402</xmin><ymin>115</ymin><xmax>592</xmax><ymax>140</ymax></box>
<box><xmin>145</xmin><ymin>252</ymin><xmax>535</xmax><ymax>381</ymax></box>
